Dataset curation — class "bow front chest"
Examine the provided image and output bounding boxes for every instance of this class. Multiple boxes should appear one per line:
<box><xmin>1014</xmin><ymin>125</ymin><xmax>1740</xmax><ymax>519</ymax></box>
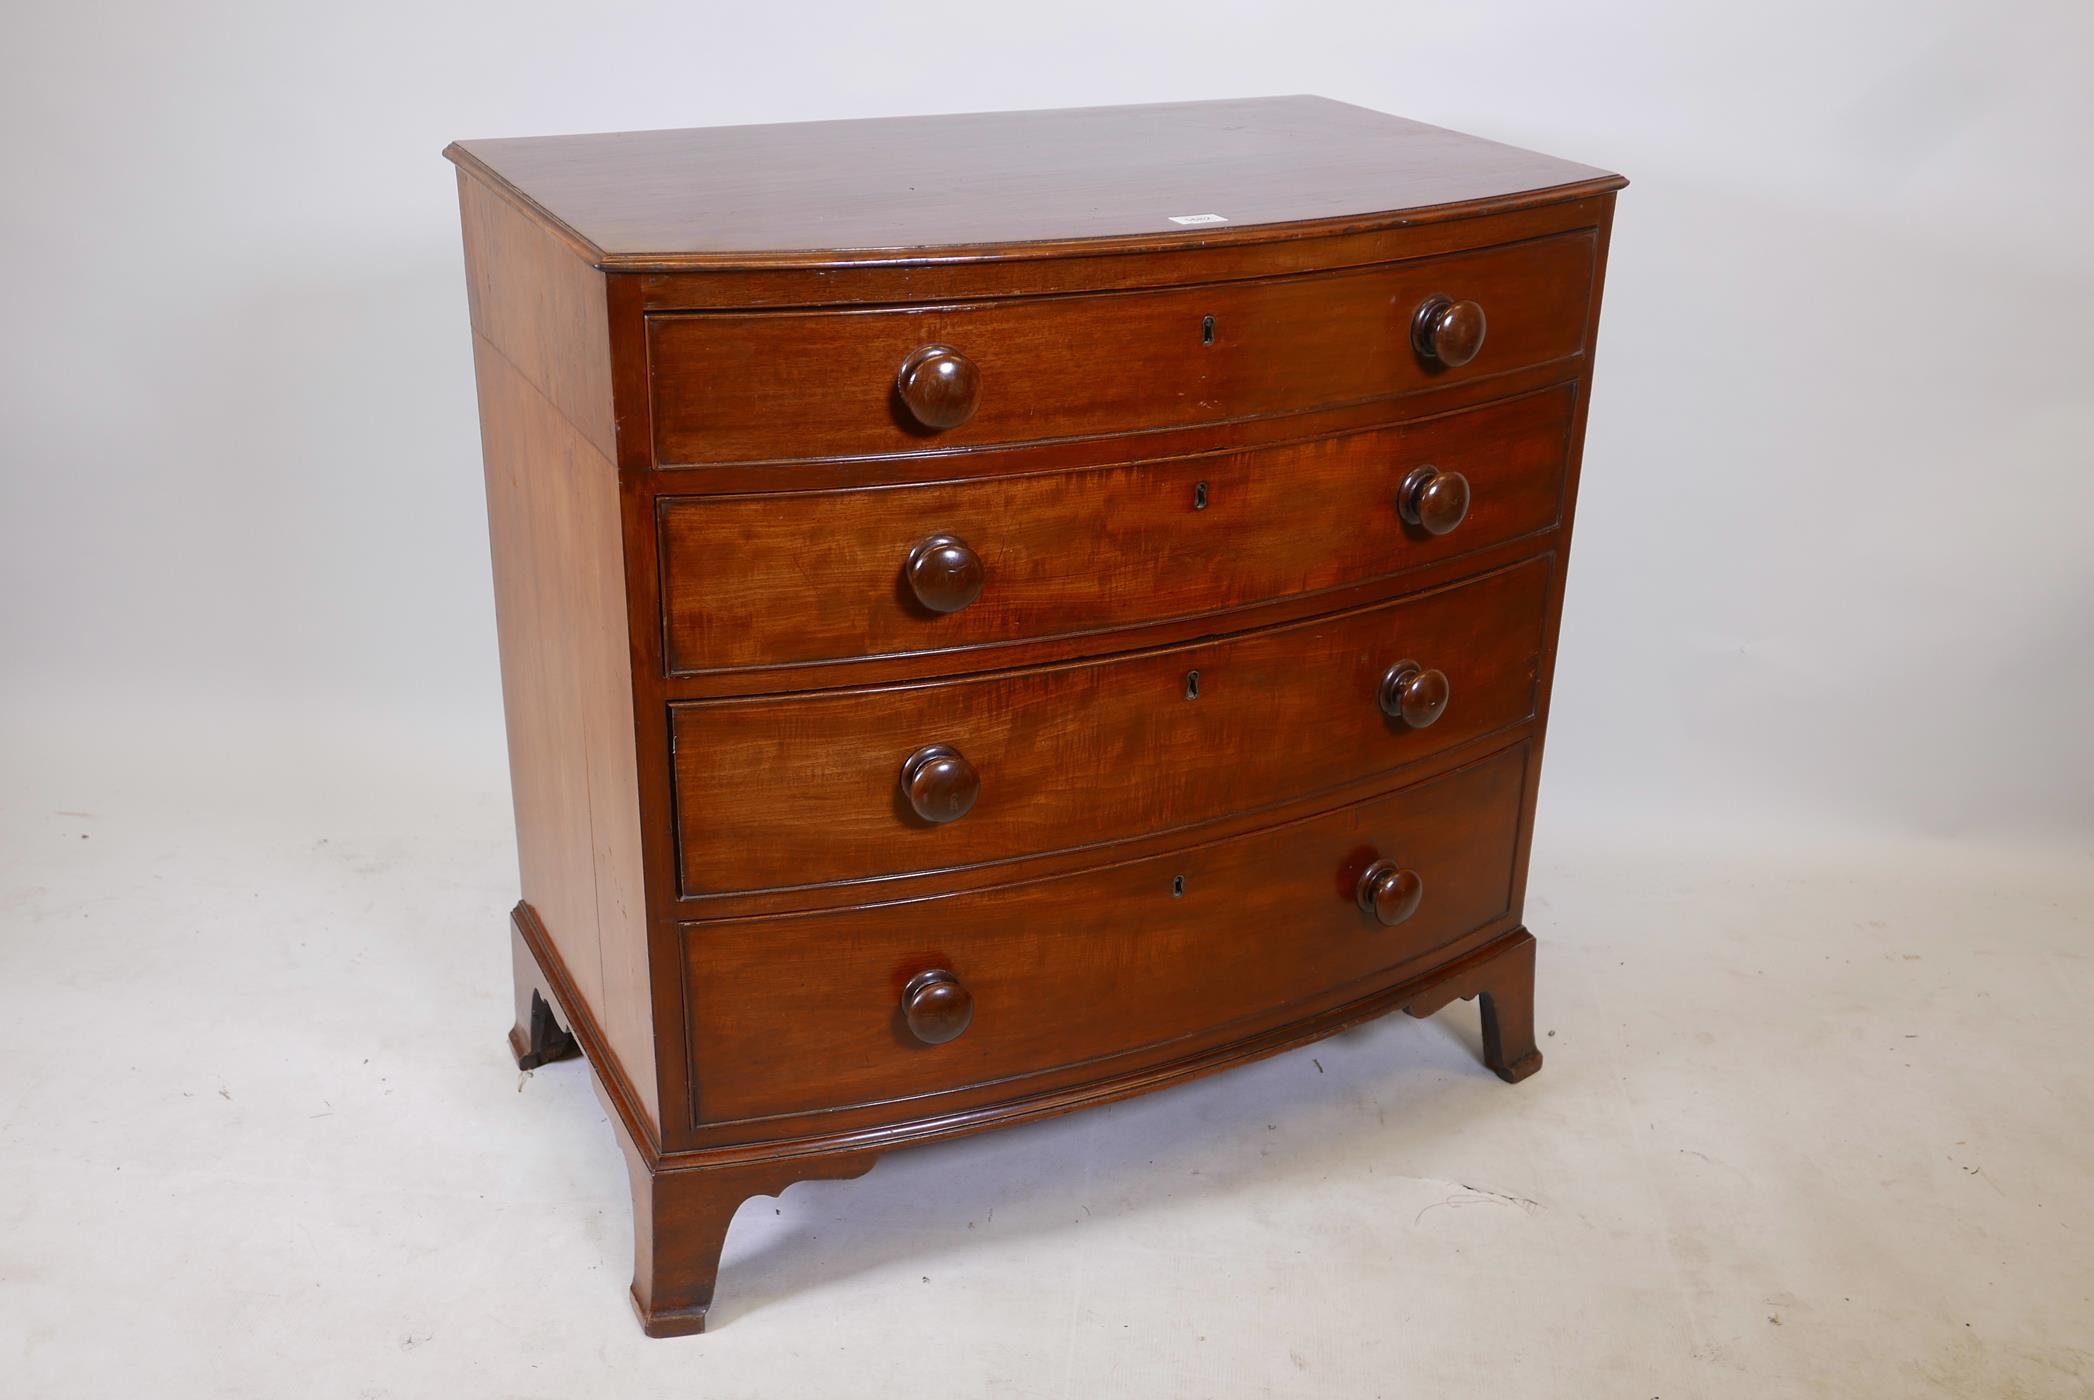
<box><xmin>446</xmin><ymin>97</ymin><xmax>1623</xmax><ymax>1336</ymax></box>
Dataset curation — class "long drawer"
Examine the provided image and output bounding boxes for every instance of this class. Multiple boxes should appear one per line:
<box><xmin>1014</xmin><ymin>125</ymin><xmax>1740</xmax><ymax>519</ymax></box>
<box><xmin>658</xmin><ymin>386</ymin><xmax>1574</xmax><ymax>675</ymax></box>
<box><xmin>671</xmin><ymin>555</ymin><xmax>1549</xmax><ymax>897</ymax></box>
<box><xmin>680</xmin><ymin>742</ymin><xmax>1529</xmax><ymax>1127</ymax></box>
<box><xmin>647</xmin><ymin>231</ymin><xmax>1596</xmax><ymax>466</ymax></box>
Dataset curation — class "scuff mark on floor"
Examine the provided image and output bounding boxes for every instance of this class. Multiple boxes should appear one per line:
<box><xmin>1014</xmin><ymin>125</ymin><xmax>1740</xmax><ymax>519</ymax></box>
<box><xmin>1413</xmin><ymin>1180</ymin><xmax>1543</xmax><ymax>1225</ymax></box>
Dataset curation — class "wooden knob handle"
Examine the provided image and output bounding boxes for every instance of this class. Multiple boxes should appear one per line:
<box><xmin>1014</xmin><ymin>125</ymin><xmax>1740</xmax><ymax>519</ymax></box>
<box><xmin>1378</xmin><ymin>661</ymin><xmax>1450</xmax><ymax>728</ymax></box>
<box><xmin>901</xmin><ymin>743</ymin><xmax>979</xmax><ymax>823</ymax></box>
<box><xmin>1398</xmin><ymin>465</ymin><xmax>1471</xmax><ymax>536</ymax></box>
<box><xmin>902</xmin><ymin>968</ymin><xmax>973</xmax><ymax>1044</ymax></box>
<box><xmin>1356</xmin><ymin>860</ymin><xmax>1424</xmax><ymax>927</ymax></box>
<box><xmin>1410</xmin><ymin>296</ymin><xmax>1487</xmax><ymax>367</ymax></box>
<box><xmin>896</xmin><ymin>344</ymin><xmax>980</xmax><ymax>429</ymax></box>
<box><xmin>905</xmin><ymin>534</ymin><xmax>985</xmax><ymax>613</ymax></box>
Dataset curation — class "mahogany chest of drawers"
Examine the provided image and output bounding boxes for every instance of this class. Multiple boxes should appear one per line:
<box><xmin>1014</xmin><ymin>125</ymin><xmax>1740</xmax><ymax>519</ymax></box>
<box><xmin>446</xmin><ymin>97</ymin><xmax>1623</xmax><ymax>1336</ymax></box>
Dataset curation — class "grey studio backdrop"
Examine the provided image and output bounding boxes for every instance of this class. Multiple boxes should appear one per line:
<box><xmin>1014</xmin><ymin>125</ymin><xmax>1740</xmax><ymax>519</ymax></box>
<box><xmin>2</xmin><ymin>2</ymin><xmax>2090</xmax><ymax>1396</ymax></box>
<box><xmin>4</xmin><ymin>2</ymin><xmax>2088</xmax><ymax>840</ymax></box>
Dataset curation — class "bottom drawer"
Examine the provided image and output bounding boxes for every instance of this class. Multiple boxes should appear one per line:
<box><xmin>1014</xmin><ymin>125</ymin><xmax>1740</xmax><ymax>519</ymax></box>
<box><xmin>680</xmin><ymin>742</ymin><xmax>1530</xmax><ymax>1129</ymax></box>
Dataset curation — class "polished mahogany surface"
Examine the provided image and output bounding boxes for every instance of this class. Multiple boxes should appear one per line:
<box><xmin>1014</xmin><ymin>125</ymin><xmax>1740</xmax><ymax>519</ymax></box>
<box><xmin>446</xmin><ymin>96</ymin><xmax>1622</xmax><ymax>267</ymax></box>
<box><xmin>645</xmin><ymin>232</ymin><xmax>1595</xmax><ymax>464</ymax></box>
<box><xmin>681</xmin><ymin>745</ymin><xmax>1528</xmax><ymax>1128</ymax></box>
<box><xmin>670</xmin><ymin>557</ymin><xmax>1550</xmax><ymax>898</ymax></box>
<box><xmin>657</xmin><ymin>386</ymin><xmax>1574</xmax><ymax>674</ymax></box>
<box><xmin>450</xmin><ymin>97</ymin><xmax>1620</xmax><ymax>1336</ymax></box>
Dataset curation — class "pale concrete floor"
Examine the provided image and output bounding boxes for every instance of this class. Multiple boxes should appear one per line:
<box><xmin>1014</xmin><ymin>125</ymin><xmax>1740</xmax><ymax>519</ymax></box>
<box><xmin>2</xmin><ymin>735</ymin><xmax>2089</xmax><ymax>1398</ymax></box>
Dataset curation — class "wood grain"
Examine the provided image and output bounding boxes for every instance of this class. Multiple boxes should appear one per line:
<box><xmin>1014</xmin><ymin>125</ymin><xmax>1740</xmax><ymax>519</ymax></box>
<box><xmin>671</xmin><ymin>556</ymin><xmax>1550</xmax><ymax>897</ymax></box>
<box><xmin>658</xmin><ymin>385</ymin><xmax>1574</xmax><ymax>674</ymax></box>
<box><xmin>458</xmin><ymin>173</ymin><xmax>616</xmax><ymax>458</ymax></box>
<box><xmin>444</xmin><ymin>97</ymin><xmax>1621</xmax><ymax>270</ymax></box>
<box><xmin>680</xmin><ymin>743</ymin><xmax>1528</xmax><ymax>1126</ymax></box>
<box><xmin>647</xmin><ymin>230</ymin><xmax>1595</xmax><ymax>465</ymax></box>
<box><xmin>460</xmin><ymin>175</ymin><xmax>657</xmax><ymax>1134</ymax></box>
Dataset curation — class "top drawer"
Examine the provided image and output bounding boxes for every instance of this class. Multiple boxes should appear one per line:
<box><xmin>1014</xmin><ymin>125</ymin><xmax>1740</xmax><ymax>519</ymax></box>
<box><xmin>647</xmin><ymin>231</ymin><xmax>1598</xmax><ymax>466</ymax></box>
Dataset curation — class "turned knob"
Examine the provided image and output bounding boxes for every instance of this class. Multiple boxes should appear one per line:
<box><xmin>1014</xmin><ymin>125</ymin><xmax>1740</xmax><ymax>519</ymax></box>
<box><xmin>1356</xmin><ymin>860</ymin><xmax>1424</xmax><ymax>927</ymax></box>
<box><xmin>904</xmin><ymin>534</ymin><xmax>985</xmax><ymax>613</ymax></box>
<box><xmin>902</xmin><ymin>969</ymin><xmax>973</xmax><ymax>1044</ymax></box>
<box><xmin>896</xmin><ymin>344</ymin><xmax>980</xmax><ymax>429</ymax></box>
<box><xmin>901</xmin><ymin>743</ymin><xmax>979</xmax><ymax>823</ymax></box>
<box><xmin>1398</xmin><ymin>465</ymin><xmax>1472</xmax><ymax>536</ymax></box>
<box><xmin>1378</xmin><ymin>660</ymin><xmax>1451</xmax><ymax>728</ymax></box>
<box><xmin>1410</xmin><ymin>295</ymin><xmax>1487</xmax><ymax>368</ymax></box>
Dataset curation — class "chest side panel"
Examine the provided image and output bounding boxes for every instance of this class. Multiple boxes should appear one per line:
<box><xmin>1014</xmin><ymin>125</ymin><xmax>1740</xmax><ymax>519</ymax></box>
<box><xmin>459</xmin><ymin>173</ymin><xmax>658</xmax><ymax>1137</ymax></box>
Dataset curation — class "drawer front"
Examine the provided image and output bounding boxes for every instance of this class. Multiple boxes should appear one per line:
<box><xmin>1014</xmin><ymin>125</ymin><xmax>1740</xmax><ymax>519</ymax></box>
<box><xmin>671</xmin><ymin>555</ymin><xmax>1549</xmax><ymax>897</ymax></box>
<box><xmin>648</xmin><ymin>231</ymin><xmax>1596</xmax><ymax>466</ymax></box>
<box><xmin>681</xmin><ymin>743</ymin><xmax>1529</xmax><ymax>1127</ymax></box>
<box><xmin>659</xmin><ymin>387</ymin><xmax>1573</xmax><ymax>675</ymax></box>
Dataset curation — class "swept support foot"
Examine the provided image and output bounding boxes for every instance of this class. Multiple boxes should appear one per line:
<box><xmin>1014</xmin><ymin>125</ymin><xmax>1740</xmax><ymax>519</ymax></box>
<box><xmin>1477</xmin><ymin>933</ymin><xmax>1542</xmax><ymax>1083</ymax></box>
<box><xmin>508</xmin><ymin>909</ymin><xmax>579</xmax><ymax>1071</ymax></box>
<box><xmin>611</xmin><ymin>1127</ymin><xmax>880</xmax><ymax>1336</ymax></box>
<box><xmin>1404</xmin><ymin>929</ymin><xmax>1543</xmax><ymax>1083</ymax></box>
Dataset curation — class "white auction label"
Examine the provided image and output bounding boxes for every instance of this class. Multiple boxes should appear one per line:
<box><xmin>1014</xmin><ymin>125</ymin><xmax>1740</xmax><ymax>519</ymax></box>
<box><xmin>1167</xmin><ymin>213</ymin><xmax>1230</xmax><ymax>225</ymax></box>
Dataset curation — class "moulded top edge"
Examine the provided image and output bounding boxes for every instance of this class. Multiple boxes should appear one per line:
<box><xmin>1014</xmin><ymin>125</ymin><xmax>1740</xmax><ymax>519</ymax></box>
<box><xmin>444</xmin><ymin>96</ymin><xmax>1625</xmax><ymax>274</ymax></box>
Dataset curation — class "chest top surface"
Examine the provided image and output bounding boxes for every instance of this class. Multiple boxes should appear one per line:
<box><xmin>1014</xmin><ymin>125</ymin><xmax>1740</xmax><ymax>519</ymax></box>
<box><xmin>445</xmin><ymin>96</ymin><xmax>1622</xmax><ymax>270</ymax></box>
